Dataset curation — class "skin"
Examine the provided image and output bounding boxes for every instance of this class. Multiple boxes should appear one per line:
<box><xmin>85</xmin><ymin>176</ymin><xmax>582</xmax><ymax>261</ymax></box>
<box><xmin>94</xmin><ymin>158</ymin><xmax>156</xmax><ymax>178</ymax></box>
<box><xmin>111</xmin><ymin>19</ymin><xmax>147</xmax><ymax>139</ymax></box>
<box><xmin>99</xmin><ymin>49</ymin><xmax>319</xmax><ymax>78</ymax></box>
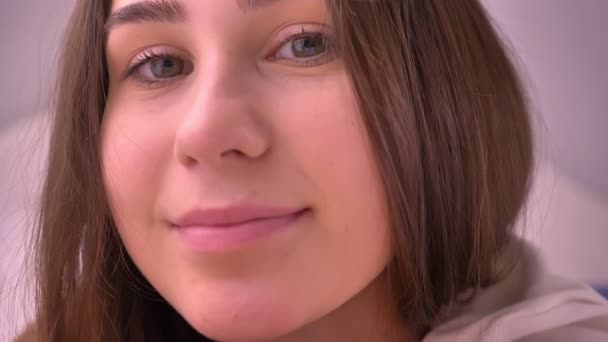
<box><xmin>102</xmin><ymin>0</ymin><xmax>416</xmax><ymax>340</ymax></box>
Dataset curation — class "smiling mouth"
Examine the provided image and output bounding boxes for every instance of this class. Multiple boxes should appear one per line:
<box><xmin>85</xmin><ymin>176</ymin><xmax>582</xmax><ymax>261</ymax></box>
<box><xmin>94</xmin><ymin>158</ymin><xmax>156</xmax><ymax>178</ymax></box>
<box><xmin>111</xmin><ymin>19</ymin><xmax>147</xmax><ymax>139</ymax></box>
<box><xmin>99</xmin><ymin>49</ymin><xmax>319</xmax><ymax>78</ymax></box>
<box><xmin>172</xmin><ymin>206</ymin><xmax>310</xmax><ymax>252</ymax></box>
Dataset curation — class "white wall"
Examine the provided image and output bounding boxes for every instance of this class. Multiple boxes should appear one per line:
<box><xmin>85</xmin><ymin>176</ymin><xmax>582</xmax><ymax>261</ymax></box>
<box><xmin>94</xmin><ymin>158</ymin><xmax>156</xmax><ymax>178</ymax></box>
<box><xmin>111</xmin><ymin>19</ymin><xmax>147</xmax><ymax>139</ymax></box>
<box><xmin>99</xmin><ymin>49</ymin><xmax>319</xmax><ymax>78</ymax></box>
<box><xmin>0</xmin><ymin>0</ymin><xmax>74</xmax><ymax>127</ymax></box>
<box><xmin>0</xmin><ymin>114</ymin><xmax>49</xmax><ymax>340</ymax></box>
<box><xmin>481</xmin><ymin>0</ymin><xmax>608</xmax><ymax>282</ymax></box>
<box><xmin>522</xmin><ymin>162</ymin><xmax>608</xmax><ymax>284</ymax></box>
<box><xmin>483</xmin><ymin>0</ymin><xmax>608</xmax><ymax>199</ymax></box>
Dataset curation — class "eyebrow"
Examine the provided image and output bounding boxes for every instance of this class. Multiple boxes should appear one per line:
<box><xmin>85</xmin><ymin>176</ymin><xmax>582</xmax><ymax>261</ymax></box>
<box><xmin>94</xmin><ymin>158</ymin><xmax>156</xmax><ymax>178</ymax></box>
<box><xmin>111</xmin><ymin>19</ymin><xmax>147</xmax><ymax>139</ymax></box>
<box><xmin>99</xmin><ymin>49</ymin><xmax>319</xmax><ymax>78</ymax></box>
<box><xmin>105</xmin><ymin>0</ymin><xmax>282</xmax><ymax>32</ymax></box>
<box><xmin>105</xmin><ymin>0</ymin><xmax>186</xmax><ymax>32</ymax></box>
<box><xmin>237</xmin><ymin>0</ymin><xmax>282</xmax><ymax>11</ymax></box>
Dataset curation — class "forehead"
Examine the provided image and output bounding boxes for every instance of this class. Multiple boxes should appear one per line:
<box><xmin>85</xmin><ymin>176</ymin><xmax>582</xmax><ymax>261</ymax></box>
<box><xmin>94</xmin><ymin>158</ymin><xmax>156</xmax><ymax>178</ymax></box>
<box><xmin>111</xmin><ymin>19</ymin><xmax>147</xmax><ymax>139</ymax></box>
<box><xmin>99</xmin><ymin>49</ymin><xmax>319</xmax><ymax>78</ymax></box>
<box><xmin>109</xmin><ymin>0</ymin><xmax>282</xmax><ymax>12</ymax></box>
<box><xmin>105</xmin><ymin>0</ymin><xmax>327</xmax><ymax>34</ymax></box>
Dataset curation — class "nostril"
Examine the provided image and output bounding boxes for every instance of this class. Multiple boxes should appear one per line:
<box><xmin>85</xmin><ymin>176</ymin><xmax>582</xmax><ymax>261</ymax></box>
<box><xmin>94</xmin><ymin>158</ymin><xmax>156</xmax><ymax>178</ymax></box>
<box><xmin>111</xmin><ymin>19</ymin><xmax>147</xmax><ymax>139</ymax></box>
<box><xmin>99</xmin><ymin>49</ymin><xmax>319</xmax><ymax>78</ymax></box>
<box><xmin>183</xmin><ymin>155</ymin><xmax>198</xmax><ymax>167</ymax></box>
<box><xmin>220</xmin><ymin>149</ymin><xmax>247</xmax><ymax>158</ymax></box>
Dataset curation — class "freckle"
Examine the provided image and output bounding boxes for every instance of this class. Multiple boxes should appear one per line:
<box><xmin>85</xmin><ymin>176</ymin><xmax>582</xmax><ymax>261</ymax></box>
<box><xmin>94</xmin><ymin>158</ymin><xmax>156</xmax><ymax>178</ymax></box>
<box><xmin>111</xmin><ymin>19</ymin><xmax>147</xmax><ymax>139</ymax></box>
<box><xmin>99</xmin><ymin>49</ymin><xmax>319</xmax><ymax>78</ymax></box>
<box><xmin>343</xmin><ymin>223</ymin><xmax>350</xmax><ymax>233</ymax></box>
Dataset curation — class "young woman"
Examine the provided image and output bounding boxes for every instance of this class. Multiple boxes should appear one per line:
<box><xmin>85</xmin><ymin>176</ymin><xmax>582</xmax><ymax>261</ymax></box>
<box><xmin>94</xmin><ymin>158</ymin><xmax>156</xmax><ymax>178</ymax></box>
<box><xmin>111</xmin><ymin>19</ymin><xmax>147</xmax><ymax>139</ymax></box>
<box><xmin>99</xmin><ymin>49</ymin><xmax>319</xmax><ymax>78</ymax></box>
<box><xmin>17</xmin><ymin>0</ymin><xmax>608</xmax><ymax>341</ymax></box>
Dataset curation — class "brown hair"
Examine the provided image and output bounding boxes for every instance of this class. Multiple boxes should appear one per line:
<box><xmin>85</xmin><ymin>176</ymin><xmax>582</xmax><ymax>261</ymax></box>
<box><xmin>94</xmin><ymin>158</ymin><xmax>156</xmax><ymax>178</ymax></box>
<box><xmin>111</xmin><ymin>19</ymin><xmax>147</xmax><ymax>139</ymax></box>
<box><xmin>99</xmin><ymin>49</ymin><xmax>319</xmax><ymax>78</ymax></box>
<box><xmin>24</xmin><ymin>0</ymin><xmax>533</xmax><ymax>340</ymax></box>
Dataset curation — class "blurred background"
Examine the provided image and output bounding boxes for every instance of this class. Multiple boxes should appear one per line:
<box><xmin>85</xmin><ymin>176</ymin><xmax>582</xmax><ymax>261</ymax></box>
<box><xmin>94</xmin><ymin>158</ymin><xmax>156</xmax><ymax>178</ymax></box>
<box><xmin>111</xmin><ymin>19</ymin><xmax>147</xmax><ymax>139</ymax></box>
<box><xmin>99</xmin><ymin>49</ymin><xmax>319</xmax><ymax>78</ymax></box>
<box><xmin>1</xmin><ymin>0</ymin><xmax>607</xmax><ymax>338</ymax></box>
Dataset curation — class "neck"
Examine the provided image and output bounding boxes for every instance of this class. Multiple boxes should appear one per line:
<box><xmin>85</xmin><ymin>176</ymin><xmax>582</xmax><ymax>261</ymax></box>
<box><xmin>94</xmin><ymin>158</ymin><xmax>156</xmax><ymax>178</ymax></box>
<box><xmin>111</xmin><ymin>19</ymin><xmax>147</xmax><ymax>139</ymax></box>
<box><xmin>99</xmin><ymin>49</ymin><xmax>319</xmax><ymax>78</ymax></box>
<box><xmin>268</xmin><ymin>272</ymin><xmax>420</xmax><ymax>342</ymax></box>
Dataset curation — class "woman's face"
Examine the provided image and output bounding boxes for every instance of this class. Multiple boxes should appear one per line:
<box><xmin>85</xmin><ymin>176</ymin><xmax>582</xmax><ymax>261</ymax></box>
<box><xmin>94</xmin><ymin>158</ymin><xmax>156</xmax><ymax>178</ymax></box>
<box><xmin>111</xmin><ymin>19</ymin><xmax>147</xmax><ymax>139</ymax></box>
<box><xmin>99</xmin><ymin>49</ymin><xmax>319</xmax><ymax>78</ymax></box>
<box><xmin>102</xmin><ymin>0</ymin><xmax>392</xmax><ymax>339</ymax></box>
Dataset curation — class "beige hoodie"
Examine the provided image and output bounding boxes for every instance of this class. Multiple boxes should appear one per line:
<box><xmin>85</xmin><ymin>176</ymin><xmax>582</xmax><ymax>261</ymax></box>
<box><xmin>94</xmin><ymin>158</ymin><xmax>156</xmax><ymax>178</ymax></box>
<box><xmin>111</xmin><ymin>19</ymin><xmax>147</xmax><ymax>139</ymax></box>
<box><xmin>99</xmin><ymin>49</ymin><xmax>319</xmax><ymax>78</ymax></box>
<box><xmin>424</xmin><ymin>239</ymin><xmax>608</xmax><ymax>341</ymax></box>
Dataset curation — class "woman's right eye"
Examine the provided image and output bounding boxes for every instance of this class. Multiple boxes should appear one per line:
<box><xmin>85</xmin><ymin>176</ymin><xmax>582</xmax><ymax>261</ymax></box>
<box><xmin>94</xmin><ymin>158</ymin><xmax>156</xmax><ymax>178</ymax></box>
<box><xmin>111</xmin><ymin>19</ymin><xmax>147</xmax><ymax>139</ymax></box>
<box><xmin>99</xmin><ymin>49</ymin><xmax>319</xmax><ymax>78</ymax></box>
<box><xmin>126</xmin><ymin>51</ymin><xmax>194</xmax><ymax>86</ymax></box>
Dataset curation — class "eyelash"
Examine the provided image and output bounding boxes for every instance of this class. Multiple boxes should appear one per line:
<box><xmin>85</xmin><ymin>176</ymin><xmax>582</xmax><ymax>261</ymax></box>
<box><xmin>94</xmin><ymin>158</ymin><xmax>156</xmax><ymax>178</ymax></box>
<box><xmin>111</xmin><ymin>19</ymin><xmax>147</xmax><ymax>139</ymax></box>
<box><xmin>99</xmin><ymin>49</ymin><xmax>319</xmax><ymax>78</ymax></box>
<box><xmin>123</xmin><ymin>27</ymin><xmax>336</xmax><ymax>87</ymax></box>
<box><xmin>269</xmin><ymin>27</ymin><xmax>336</xmax><ymax>65</ymax></box>
<box><xmin>124</xmin><ymin>48</ymin><xmax>180</xmax><ymax>84</ymax></box>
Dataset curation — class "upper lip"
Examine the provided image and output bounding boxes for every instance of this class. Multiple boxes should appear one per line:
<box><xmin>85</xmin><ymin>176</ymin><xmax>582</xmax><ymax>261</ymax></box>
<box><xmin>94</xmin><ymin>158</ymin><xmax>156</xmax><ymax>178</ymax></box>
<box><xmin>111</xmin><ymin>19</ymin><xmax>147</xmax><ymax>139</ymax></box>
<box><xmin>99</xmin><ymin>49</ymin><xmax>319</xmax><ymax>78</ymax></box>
<box><xmin>172</xmin><ymin>204</ymin><xmax>306</xmax><ymax>228</ymax></box>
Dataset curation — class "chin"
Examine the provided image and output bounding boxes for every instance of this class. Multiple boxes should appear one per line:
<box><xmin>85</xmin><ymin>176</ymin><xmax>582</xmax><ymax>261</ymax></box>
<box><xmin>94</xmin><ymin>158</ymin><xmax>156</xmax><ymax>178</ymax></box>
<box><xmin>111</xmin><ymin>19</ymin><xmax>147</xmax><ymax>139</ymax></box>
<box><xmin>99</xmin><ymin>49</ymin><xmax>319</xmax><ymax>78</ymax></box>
<box><xmin>191</xmin><ymin>319</ymin><xmax>294</xmax><ymax>342</ymax></box>
<box><xmin>174</xmin><ymin>292</ymin><xmax>311</xmax><ymax>342</ymax></box>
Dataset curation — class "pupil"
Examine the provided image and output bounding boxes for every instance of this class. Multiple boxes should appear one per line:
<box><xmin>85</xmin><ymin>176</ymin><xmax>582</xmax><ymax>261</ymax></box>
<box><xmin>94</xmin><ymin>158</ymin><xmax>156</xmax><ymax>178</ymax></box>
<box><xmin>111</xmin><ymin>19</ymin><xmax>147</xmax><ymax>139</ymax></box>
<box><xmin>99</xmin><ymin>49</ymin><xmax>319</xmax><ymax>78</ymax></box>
<box><xmin>162</xmin><ymin>59</ymin><xmax>174</xmax><ymax>69</ymax></box>
<box><xmin>151</xmin><ymin>57</ymin><xmax>183</xmax><ymax>78</ymax></box>
<box><xmin>293</xmin><ymin>34</ymin><xmax>325</xmax><ymax>58</ymax></box>
<box><xmin>303</xmin><ymin>39</ymin><xmax>314</xmax><ymax>49</ymax></box>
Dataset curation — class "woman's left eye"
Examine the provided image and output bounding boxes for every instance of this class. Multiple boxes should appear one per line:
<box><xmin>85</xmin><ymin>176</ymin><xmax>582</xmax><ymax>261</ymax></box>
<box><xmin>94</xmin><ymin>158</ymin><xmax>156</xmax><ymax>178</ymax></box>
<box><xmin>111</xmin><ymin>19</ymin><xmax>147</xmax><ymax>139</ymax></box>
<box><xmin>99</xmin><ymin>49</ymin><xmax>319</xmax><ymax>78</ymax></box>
<box><xmin>125</xmin><ymin>50</ymin><xmax>193</xmax><ymax>86</ymax></box>
<box><xmin>147</xmin><ymin>56</ymin><xmax>186</xmax><ymax>79</ymax></box>
<box><xmin>271</xmin><ymin>30</ymin><xmax>335</xmax><ymax>66</ymax></box>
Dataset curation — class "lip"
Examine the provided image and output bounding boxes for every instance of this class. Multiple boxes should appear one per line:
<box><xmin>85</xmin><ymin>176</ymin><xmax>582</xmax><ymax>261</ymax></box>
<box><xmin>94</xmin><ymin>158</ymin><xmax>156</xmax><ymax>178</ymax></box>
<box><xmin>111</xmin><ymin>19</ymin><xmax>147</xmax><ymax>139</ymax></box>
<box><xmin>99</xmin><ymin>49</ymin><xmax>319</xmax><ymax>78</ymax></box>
<box><xmin>171</xmin><ymin>205</ymin><xmax>309</xmax><ymax>252</ymax></box>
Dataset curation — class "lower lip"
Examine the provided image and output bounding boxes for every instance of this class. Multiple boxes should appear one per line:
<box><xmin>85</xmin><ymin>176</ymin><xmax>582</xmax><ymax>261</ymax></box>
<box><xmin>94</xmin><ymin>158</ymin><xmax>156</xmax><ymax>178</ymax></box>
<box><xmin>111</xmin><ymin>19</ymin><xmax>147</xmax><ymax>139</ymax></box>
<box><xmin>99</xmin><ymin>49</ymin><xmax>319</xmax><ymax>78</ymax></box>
<box><xmin>174</xmin><ymin>209</ymin><xmax>308</xmax><ymax>253</ymax></box>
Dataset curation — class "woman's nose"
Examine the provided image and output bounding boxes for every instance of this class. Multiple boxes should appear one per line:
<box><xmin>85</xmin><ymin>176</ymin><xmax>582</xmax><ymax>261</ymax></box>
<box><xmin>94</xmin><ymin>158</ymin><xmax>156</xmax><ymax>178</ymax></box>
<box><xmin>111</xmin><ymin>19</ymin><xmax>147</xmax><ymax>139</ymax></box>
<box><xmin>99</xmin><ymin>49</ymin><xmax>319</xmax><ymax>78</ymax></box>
<box><xmin>173</xmin><ymin>67</ymin><xmax>271</xmax><ymax>168</ymax></box>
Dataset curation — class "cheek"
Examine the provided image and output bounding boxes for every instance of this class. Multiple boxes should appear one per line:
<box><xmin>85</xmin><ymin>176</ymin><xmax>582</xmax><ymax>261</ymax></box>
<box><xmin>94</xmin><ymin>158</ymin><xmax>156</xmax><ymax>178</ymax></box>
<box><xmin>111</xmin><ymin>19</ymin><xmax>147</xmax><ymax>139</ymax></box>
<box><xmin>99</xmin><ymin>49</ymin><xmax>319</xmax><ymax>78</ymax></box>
<box><xmin>282</xmin><ymin>74</ymin><xmax>387</xmax><ymax>216</ymax></box>
<box><xmin>271</xmin><ymin>73</ymin><xmax>392</xmax><ymax>275</ymax></box>
<box><xmin>100</xmin><ymin>105</ymin><xmax>173</xmax><ymax>230</ymax></box>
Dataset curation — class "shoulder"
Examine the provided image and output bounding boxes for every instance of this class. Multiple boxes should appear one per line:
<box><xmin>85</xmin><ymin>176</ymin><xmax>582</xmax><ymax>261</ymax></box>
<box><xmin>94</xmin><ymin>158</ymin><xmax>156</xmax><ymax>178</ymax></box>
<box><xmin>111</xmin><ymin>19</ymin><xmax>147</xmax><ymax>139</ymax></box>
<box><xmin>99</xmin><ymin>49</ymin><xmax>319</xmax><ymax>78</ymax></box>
<box><xmin>517</xmin><ymin>315</ymin><xmax>608</xmax><ymax>341</ymax></box>
<box><xmin>424</xmin><ymin>238</ymin><xmax>608</xmax><ymax>341</ymax></box>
